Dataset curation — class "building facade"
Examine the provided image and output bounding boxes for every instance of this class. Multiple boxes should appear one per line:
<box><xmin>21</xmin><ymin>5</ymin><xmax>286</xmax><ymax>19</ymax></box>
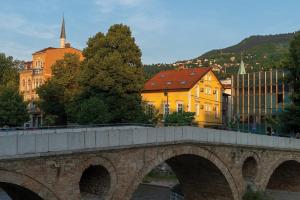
<box><xmin>142</xmin><ymin>67</ymin><xmax>223</xmax><ymax>127</ymax></box>
<box><xmin>231</xmin><ymin>69</ymin><xmax>291</xmax><ymax>133</ymax></box>
<box><xmin>19</xmin><ymin>17</ymin><xmax>83</xmax><ymax>127</ymax></box>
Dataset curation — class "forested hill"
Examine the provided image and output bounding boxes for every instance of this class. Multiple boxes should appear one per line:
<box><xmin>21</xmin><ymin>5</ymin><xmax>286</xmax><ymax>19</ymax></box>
<box><xmin>143</xmin><ymin>32</ymin><xmax>298</xmax><ymax>79</ymax></box>
<box><xmin>201</xmin><ymin>33</ymin><xmax>295</xmax><ymax>58</ymax></box>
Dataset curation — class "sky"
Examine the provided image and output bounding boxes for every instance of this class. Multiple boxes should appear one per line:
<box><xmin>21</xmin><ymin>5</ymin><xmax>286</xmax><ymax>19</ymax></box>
<box><xmin>0</xmin><ymin>0</ymin><xmax>300</xmax><ymax>64</ymax></box>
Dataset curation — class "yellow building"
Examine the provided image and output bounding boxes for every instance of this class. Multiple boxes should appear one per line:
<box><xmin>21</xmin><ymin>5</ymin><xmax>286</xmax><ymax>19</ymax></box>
<box><xmin>19</xmin><ymin>17</ymin><xmax>83</xmax><ymax>101</ymax></box>
<box><xmin>142</xmin><ymin>67</ymin><xmax>223</xmax><ymax>127</ymax></box>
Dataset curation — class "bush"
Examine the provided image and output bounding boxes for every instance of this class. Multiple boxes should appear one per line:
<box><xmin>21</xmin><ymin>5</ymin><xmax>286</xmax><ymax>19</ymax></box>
<box><xmin>243</xmin><ymin>187</ymin><xmax>272</xmax><ymax>200</ymax></box>
<box><xmin>164</xmin><ymin>111</ymin><xmax>195</xmax><ymax>126</ymax></box>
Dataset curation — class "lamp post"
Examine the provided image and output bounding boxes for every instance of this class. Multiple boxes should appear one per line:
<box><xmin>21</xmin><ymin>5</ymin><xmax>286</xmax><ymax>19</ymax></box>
<box><xmin>164</xmin><ymin>90</ymin><xmax>169</xmax><ymax>116</ymax></box>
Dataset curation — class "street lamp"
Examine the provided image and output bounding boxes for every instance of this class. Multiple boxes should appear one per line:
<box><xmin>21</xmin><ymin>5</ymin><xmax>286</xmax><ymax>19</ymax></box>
<box><xmin>164</xmin><ymin>90</ymin><xmax>169</xmax><ymax>116</ymax></box>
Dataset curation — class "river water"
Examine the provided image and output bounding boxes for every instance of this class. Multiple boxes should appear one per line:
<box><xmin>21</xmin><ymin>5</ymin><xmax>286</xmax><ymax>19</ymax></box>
<box><xmin>1</xmin><ymin>186</ymin><xmax>300</xmax><ymax>200</ymax></box>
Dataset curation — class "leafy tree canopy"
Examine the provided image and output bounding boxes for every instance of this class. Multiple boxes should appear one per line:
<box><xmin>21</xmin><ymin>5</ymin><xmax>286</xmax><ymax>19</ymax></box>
<box><xmin>0</xmin><ymin>53</ymin><xmax>28</xmax><ymax>127</ymax></box>
<box><xmin>164</xmin><ymin>112</ymin><xmax>196</xmax><ymax>126</ymax></box>
<box><xmin>0</xmin><ymin>84</ymin><xmax>28</xmax><ymax>127</ymax></box>
<box><xmin>38</xmin><ymin>24</ymin><xmax>155</xmax><ymax>125</ymax></box>
<box><xmin>279</xmin><ymin>33</ymin><xmax>300</xmax><ymax>133</ymax></box>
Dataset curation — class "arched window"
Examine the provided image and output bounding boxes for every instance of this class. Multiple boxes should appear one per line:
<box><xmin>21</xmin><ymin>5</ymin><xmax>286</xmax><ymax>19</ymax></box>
<box><xmin>28</xmin><ymin>79</ymin><xmax>32</xmax><ymax>90</ymax></box>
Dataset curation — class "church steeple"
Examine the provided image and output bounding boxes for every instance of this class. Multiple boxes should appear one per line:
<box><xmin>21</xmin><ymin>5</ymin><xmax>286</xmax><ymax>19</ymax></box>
<box><xmin>60</xmin><ymin>15</ymin><xmax>66</xmax><ymax>48</ymax></box>
<box><xmin>238</xmin><ymin>55</ymin><xmax>246</xmax><ymax>75</ymax></box>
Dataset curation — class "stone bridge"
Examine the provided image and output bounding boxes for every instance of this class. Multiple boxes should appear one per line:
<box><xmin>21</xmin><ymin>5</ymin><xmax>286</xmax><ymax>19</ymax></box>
<box><xmin>0</xmin><ymin>126</ymin><xmax>300</xmax><ymax>200</ymax></box>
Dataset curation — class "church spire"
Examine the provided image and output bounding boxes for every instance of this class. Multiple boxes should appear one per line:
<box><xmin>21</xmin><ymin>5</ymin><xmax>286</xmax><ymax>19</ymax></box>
<box><xmin>238</xmin><ymin>55</ymin><xmax>246</xmax><ymax>75</ymax></box>
<box><xmin>60</xmin><ymin>15</ymin><xmax>66</xmax><ymax>48</ymax></box>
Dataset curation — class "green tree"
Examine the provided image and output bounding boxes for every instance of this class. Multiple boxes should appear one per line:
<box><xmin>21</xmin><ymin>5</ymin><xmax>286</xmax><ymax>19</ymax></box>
<box><xmin>0</xmin><ymin>53</ymin><xmax>27</xmax><ymax>127</ymax></box>
<box><xmin>37</xmin><ymin>53</ymin><xmax>82</xmax><ymax>125</ymax></box>
<box><xmin>66</xmin><ymin>96</ymin><xmax>111</xmax><ymax>124</ymax></box>
<box><xmin>37</xmin><ymin>24</ymin><xmax>152</xmax><ymax>125</ymax></box>
<box><xmin>78</xmin><ymin>24</ymin><xmax>146</xmax><ymax>123</ymax></box>
<box><xmin>243</xmin><ymin>187</ymin><xmax>272</xmax><ymax>200</ymax></box>
<box><xmin>0</xmin><ymin>53</ymin><xmax>18</xmax><ymax>86</ymax></box>
<box><xmin>279</xmin><ymin>33</ymin><xmax>300</xmax><ymax>133</ymax></box>
<box><xmin>0</xmin><ymin>84</ymin><xmax>28</xmax><ymax>127</ymax></box>
<box><xmin>164</xmin><ymin>112</ymin><xmax>196</xmax><ymax>126</ymax></box>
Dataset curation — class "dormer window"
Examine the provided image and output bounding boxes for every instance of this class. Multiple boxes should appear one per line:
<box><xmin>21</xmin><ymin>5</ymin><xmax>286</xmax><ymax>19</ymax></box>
<box><xmin>190</xmin><ymin>72</ymin><xmax>196</xmax><ymax>76</ymax></box>
<box><xmin>180</xmin><ymin>81</ymin><xmax>186</xmax><ymax>85</ymax></box>
<box><xmin>160</xmin><ymin>74</ymin><xmax>166</xmax><ymax>78</ymax></box>
<box><xmin>166</xmin><ymin>81</ymin><xmax>172</xmax><ymax>85</ymax></box>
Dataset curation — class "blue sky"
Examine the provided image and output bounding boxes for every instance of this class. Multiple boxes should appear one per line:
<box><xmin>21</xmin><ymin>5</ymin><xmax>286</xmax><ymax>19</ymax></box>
<box><xmin>0</xmin><ymin>0</ymin><xmax>300</xmax><ymax>64</ymax></box>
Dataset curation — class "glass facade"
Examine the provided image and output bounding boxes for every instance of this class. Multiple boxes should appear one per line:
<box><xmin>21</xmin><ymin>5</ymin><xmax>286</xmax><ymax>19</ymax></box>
<box><xmin>231</xmin><ymin>69</ymin><xmax>291</xmax><ymax>134</ymax></box>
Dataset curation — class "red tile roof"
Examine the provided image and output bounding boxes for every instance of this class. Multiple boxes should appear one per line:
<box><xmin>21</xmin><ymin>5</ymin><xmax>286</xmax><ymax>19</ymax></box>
<box><xmin>32</xmin><ymin>46</ymin><xmax>82</xmax><ymax>55</ymax></box>
<box><xmin>33</xmin><ymin>47</ymin><xmax>57</xmax><ymax>55</ymax></box>
<box><xmin>143</xmin><ymin>67</ymin><xmax>211</xmax><ymax>92</ymax></box>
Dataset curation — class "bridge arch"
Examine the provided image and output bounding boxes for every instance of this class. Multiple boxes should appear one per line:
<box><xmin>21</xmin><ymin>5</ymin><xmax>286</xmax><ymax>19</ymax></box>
<box><xmin>263</xmin><ymin>158</ymin><xmax>300</xmax><ymax>192</ymax></box>
<box><xmin>0</xmin><ymin>169</ymin><xmax>59</xmax><ymax>200</ymax></box>
<box><xmin>125</xmin><ymin>145</ymin><xmax>240</xmax><ymax>200</ymax></box>
<box><xmin>76</xmin><ymin>156</ymin><xmax>117</xmax><ymax>200</ymax></box>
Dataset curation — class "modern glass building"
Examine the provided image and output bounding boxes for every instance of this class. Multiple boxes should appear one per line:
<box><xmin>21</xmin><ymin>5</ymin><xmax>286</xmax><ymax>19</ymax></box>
<box><xmin>231</xmin><ymin>69</ymin><xmax>291</xmax><ymax>133</ymax></box>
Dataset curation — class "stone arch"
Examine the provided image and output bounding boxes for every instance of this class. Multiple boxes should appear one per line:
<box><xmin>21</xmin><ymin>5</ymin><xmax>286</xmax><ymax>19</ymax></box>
<box><xmin>0</xmin><ymin>169</ymin><xmax>59</xmax><ymax>200</ymax></box>
<box><xmin>264</xmin><ymin>159</ymin><xmax>300</xmax><ymax>192</ymax></box>
<box><xmin>242</xmin><ymin>156</ymin><xmax>258</xmax><ymax>183</ymax></box>
<box><xmin>76</xmin><ymin>156</ymin><xmax>117</xmax><ymax>200</ymax></box>
<box><xmin>261</xmin><ymin>156</ymin><xmax>300</xmax><ymax>190</ymax></box>
<box><xmin>125</xmin><ymin>145</ymin><xmax>240</xmax><ymax>200</ymax></box>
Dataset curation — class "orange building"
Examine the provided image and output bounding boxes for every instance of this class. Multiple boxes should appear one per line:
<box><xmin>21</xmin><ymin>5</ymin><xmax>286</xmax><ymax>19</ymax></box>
<box><xmin>19</xmin><ymin>17</ymin><xmax>83</xmax><ymax>101</ymax></box>
<box><xmin>19</xmin><ymin>17</ymin><xmax>83</xmax><ymax>126</ymax></box>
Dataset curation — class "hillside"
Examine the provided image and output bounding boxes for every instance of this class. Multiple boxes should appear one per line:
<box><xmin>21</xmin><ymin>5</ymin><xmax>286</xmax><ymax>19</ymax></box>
<box><xmin>201</xmin><ymin>33</ymin><xmax>294</xmax><ymax>57</ymax></box>
<box><xmin>143</xmin><ymin>32</ymin><xmax>297</xmax><ymax>79</ymax></box>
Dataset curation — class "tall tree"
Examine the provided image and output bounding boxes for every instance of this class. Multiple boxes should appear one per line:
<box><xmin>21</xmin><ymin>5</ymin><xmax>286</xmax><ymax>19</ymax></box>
<box><xmin>37</xmin><ymin>53</ymin><xmax>82</xmax><ymax>125</ymax></box>
<box><xmin>0</xmin><ymin>53</ymin><xmax>18</xmax><ymax>86</ymax></box>
<box><xmin>37</xmin><ymin>24</ymin><xmax>156</xmax><ymax>125</ymax></box>
<box><xmin>0</xmin><ymin>53</ymin><xmax>28</xmax><ymax>127</ymax></box>
<box><xmin>279</xmin><ymin>33</ymin><xmax>300</xmax><ymax>133</ymax></box>
<box><xmin>79</xmin><ymin>24</ymin><xmax>146</xmax><ymax>123</ymax></box>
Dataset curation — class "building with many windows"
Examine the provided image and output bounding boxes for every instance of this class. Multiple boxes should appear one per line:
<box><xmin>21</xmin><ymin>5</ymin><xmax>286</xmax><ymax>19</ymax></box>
<box><xmin>231</xmin><ymin>68</ymin><xmax>291</xmax><ymax>133</ymax></box>
<box><xmin>19</xmin><ymin>17</ymin><xmax>83</xmax><ymax>102</ymax></box>
<box><xmin>142</xmin><ymin>67</ymin><xmax>223</xmax><ymax>127</ymax></box>
<box><xmin>19</xmin><ymin>17</ymin><xmax>83</xmax><ymax>127</ymax></box>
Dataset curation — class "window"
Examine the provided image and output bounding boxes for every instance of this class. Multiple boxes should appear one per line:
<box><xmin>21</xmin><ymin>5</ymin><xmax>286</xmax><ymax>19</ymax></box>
<box><xmin>195</xmin><ymin>85</ymin><xmax>200</xmax><ymax>97</ymax></box>
<box><xmin>205</xmin><ymin>87</ymin><xmax>211</xmax><ymax>95</ymax></box>
<box><xmin>214</xmin><ymin>89</ymin><xmax>219</xmax><ymax>101</ymax></box>
<box><xmin>208</xmin><ymin>74</ymin><xmax>212</xmax><ymax>81</ymax></box>
<box><xmin>214</xmin><ymin>106</ymin><xmax>219</xmax><ymax>118</ymax></box>
<box><xmin>177</xmin><ymin>103</ymin><xmax>184</xmax><ymax>113</ymax></box>
<box><xmin>146</xmin><ymin>103</ymin><xmax>155</xmax><ymax>115</ymax></box>
<box><xmin>195</xmin><ymin>103</ymin><xmax>200</xmax><ymax>116</ymax></box>
<box><xmin>205</xmin><ymin>104</ymin><xmax>212</xmax><ymax>112</ymax></box>
<box><xmin>277</xmin><ymin>94</ymin><xmax>283</xmax><ymax>104</ymax></box>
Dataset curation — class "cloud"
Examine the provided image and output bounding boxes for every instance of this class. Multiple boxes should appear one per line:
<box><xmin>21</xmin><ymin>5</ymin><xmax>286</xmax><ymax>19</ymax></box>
<box><xmin>127</xmin><ymin>13</ymin><xmax>168</xmax><ymax>33</ymax></box>
<box><xmin>0</xmin><ymin>40</ymin><xmax>33</xmax><ymax>60</ymax></box>
<box><xmin>0</xmin><ymin>13</ymin><xmax>58</xmax><ymax>39</ymax></box>
<box><xmin>95</xmin><ymin>0</ymin><xmax>146</xmax><ymax>13</ymax></box>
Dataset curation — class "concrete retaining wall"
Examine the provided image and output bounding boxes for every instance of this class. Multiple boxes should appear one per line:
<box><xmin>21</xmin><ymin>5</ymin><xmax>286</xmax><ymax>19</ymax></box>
<box><xmin>0</xmin><ymin>126</ymin><xmax>300</xmax><ymax>159</ymax></box>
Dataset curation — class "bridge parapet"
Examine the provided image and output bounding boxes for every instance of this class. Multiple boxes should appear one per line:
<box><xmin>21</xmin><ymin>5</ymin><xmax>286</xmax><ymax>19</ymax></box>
<box><xmin>0</xmin><ymin>126</ymin><xmax>299</xmax><ymax>160</ymax></box>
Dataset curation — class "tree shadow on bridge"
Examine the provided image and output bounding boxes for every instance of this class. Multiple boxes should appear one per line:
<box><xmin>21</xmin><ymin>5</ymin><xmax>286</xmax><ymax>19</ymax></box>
<box><xmin>131</xmin><ymin>154</ymin><xmax>234</xmax><ymax>200</ymax></box>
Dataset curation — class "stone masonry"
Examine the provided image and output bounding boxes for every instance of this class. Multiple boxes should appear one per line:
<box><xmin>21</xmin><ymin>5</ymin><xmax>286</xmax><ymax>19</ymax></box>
<box><xmin>0</xmin><ymin>127</ymin><xmax>300</xmax><ymax>199</ymax></box>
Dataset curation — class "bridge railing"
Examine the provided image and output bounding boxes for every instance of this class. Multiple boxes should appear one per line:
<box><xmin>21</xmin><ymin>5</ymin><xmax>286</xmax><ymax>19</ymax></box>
<box><xmin>0</xmin><ymin>126</ymin><xmax>300</xmax><ymax>159</ymax></box>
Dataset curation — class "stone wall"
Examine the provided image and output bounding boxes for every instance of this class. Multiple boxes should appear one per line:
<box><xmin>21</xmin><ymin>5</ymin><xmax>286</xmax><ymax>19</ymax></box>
<box><xmin>0</xmin><ymin>142</ymin><xmax>300</xmax><ymax>199</ymax></box>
